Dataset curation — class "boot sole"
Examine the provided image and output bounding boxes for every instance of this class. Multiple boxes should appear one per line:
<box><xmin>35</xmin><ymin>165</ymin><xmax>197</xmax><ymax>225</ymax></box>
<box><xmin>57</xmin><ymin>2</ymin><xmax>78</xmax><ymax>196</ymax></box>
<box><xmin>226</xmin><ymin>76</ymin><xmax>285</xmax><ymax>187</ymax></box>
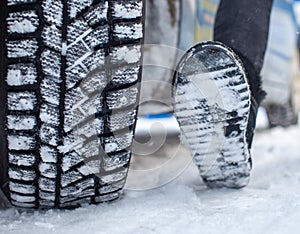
<box><xmin>173</xmin><ymin>41</ymin><xmax>251</xmax><ymax>188</ymax></box>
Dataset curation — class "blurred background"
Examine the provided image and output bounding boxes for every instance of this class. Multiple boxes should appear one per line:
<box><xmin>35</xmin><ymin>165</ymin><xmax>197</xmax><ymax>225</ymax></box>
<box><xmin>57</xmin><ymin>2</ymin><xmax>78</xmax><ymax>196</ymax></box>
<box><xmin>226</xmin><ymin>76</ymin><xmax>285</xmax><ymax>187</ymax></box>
<box><xmin>137</xmin><ymin>0</ymin><xmax>300</xmax><ymax>134</ymax></box>
<box><xmin>128</xmin><ymin>0</ymin><xmax>300</xmax><ymax>188</ymax></box>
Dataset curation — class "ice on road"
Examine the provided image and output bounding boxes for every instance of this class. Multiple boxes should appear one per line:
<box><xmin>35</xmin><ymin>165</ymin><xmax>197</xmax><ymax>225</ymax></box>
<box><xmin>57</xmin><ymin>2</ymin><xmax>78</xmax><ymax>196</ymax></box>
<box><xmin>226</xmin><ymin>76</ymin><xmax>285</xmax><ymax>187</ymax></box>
<box><xmin>1</xmin><ymin>125</ymin><xmax>300</xmax><ymax>234</ymax></box>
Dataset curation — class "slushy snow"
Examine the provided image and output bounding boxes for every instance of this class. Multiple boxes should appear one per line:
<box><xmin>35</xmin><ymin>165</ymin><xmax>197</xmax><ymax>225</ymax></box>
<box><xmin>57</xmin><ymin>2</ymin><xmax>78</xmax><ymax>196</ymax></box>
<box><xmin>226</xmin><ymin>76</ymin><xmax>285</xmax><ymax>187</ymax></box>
<box><xmin>1</xmin><ymin>123</ymin><xmax>300</xmax><ymax>234</ymax></box>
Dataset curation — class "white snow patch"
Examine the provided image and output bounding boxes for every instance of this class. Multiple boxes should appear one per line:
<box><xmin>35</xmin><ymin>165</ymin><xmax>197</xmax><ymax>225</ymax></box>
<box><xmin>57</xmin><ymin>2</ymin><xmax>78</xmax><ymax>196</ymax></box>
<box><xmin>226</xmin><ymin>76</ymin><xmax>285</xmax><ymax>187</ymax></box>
<box><xmin>7</xmin><ymin>70</ymin><xmax>23</xmax><ymax>86</ymax></box>
<box><xmin>105</xmin><ymin>142</ymin><xmax>119</xmax><ymax>153</ymax></box>
<box><xmin>115</xmin><ymin>46</ymin><xmax>141</xmax><ymax>64</ymax></box>
<box><xmin>8</xmin><ymin>19</ymin><xmax>36</xmax><ymax>33</ymax></box>
<box><xmin>34</xmin><ymin>222</ymin><xmax>56</xmax><ymax>230</ymax></box>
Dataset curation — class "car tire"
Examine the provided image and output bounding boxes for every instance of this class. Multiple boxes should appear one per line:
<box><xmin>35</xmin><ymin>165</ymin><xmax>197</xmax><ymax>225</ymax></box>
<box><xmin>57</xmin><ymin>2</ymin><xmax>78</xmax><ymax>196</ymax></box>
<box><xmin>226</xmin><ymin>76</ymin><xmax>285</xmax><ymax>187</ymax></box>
<box><xmin>0</xmin><ymin>0</ymin><xmax>144</xmax><ymax>209</ymax></box>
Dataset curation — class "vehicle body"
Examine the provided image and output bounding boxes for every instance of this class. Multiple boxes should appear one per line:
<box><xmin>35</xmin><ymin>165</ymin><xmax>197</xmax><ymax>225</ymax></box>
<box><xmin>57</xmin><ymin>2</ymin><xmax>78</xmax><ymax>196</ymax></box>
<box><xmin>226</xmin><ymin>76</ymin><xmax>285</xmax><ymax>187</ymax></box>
<box><xmin>142</xmin><ymin>0</ymin><xmax>300</xmax><ymax>127</ymax></box>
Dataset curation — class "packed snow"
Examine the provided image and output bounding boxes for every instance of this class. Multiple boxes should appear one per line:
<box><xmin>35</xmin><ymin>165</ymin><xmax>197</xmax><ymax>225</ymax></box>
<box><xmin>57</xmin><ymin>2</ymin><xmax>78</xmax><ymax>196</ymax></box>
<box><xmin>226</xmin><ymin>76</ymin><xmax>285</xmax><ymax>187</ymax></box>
<box><xmin>1</xmin><ymin>119</ymin><xmax>300</xmax><ymax>233</ymax></box>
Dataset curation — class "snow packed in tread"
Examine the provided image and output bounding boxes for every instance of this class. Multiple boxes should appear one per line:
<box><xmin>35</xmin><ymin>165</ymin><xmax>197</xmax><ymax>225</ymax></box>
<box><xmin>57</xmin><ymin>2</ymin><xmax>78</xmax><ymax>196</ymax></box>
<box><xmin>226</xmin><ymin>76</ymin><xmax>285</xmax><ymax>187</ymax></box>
<box><xmin>174</xmin><ymin>43</ymin><xmax>251</xmax><ymax>188</ymax></box>
<box><xmin>3</xmin><ymin>0</ymin><xmax>144</xmax><ymax>208</ymax></box>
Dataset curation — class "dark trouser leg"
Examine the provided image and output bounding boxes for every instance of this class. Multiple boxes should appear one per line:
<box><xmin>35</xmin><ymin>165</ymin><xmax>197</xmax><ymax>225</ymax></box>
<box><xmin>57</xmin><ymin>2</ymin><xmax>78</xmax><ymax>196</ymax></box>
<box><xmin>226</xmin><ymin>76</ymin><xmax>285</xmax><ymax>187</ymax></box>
<box><xmin>214</xmin><ymin>0</ymin><xmax>273</xmax><ymax>148</ymax></box>
<box><xmin>214</xmin><ymin>0</ymin><xmax>273</xmax><ymax>75</ymax></box>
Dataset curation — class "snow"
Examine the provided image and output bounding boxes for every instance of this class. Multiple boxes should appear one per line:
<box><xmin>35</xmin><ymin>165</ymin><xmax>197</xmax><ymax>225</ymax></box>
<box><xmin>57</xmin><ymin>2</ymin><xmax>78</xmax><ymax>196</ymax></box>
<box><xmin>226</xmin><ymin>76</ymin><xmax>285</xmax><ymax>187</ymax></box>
<box><xmin>1</xmin><ymin>124</ymin><xmax>300</xmax><ymax>233</ymax></box>
<box><xmin>114</xmin><ymin>46</ymin><xmax>141</xmax><ymax>64</ymax></box>
<box><xmin>7</xmin><ymin>66</ymin><xmax>37</xmax><ymax>86</ymax></box>
<box><xmin>7</xmin><ymin>135</ymin><xmax>35</xmax><ymax>151</ymax></box>
<box><xmin>40</xmin><ymin>146</ymin><xmax>57</xmax><ymax>164</ymax></box>
<box><xmin>8</xmin><ymin>153</ymin><xmax>35</xmax><ymax>167</ymax></box>
<box><xmin>7</xmin><ymin>115</ymin><xmax>36</xmax><ymax>130</ymax></box>
<box><xmin>8</xmin><ymin>18</ymin><xmax>36</xmax><ymax>34</ymax></box>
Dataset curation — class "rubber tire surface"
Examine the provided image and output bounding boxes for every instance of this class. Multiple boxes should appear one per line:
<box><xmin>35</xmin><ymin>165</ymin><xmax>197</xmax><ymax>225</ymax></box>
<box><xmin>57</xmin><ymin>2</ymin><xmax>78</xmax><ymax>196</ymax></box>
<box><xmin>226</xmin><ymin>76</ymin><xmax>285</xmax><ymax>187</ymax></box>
<box><xmin>0</xmin><ymin>0</ymin><xmax>144</xmax><ymax>209</ymax></box>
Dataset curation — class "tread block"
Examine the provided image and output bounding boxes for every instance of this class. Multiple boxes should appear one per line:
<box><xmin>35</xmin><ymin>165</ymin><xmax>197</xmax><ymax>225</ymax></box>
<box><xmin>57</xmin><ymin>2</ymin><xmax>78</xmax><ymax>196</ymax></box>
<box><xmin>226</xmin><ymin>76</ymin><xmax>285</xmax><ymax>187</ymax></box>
<box><xmin>61</xmin><ymin>151</ymin><xmax>83</xmax><ymax>172</ymax></box>
<box><xmin>39</xmin><ymin>177</ymin><xmax>56</xmax><ymax>192</ymax></box>
<box><xmin>68</xmin><ymin>0</ymin><xmax>93</xmax><ymax>18</ymax></box>
<box><xmin>61</xmin><ymin>170</ymin><xmax>83</xmax><ymax>187</ymax></box>
<box><xmin>64</xmin><ymin>88</ymin><xmax>88</xmax><ymax>111</ymax></box>
<box><xmin>98</xmin><ymin>180</ymin><xmax>125</xmax><ymax>194</ymax></box>
<box><xmin>11</xmin><ymin>200</ymin><xmax>35</xmax><ymax>208</ymax></box>
<box><xmin>60</xmin><ymin>178</ymin><xmax>94</xmax><ymax>197</ymax></box>
<box><xmin>103</xmin><ymin>151</ymin><xmax>130</xmax><ymax>171</ymax></box>
<box><xmin>40</xmin><ymin>146</ymin><xmax>58</xmax><ymax>163</ymax></box>
<box><xmin>94</xmin><ymin>192</ymin><xmax>120</xmax><ymax>203</ymax></box>
<box><xmin>83</xmin><ymin>26</ymin><xmax>109</xmax><ymax>48</ymax></box>
<box><xmin>84</xmin><ymin>2</ymin><xmax>108</xmax><ymax>26</ymax></box>
<box><xmin>77</xmin><ymin>160</ymin><xmax>101</xmax><ymax>176</ymax></box>
<box><xmin>8</xmin><ymin>0</ymin><xmax>37</xmax><ymax>6</ymax></box>
<box><xmin>108</xmin><ymin>110</ymin><xmax>136</xmax><ymax>132</ymax></box>
<box><xmin>7</xmin><ymin>92</ymin><xmax>37</xmax><ymax>111</ymax></box>
<box><xmin>111</xmin><ymin>0</ymin><xmax>143</xmax><ymax>19</ymax></box>
<box><xmin>41</xmin><ymin>77</ymin><xmax>61</xmax><ymax>105</ymax></box>
<box><xmin>110</xmin><ymin>65</ymin><xmax>140</xmax><ymax>86</ymax></box>
<box><xmin>42</xmin><ymin>25</ymin><xmax>62</xmax><ymax>52</ymax></box>
<box><xmin>65</xmin><ymin>65</ymin><xmax>87</xmax><ymax>89</ymax></box>
<box><xmin>40</xmin><ymin>103</ymin><xmax>60</xmax><ymax>126</ymax></box>
<box><xmin>67</xmin><ymin>19</ymin><xmax>90</xmax><ymax>44</ymax></box>
<box><xmin>7</xmin><ymin>63</ymin><xmax>37</xmax><ymax>86</ymax></box>
<box><xmin>9</xmin><ymin>153</ymin><xmax>35</xmax><ymax>166</ymax></box>
<box><xmin>64</xmin><ymin>93</ymin><xmax>102</xmax><ymax>132</ymax></box>
<box><xmin>72</xmin><ymin>118</ymin><xmax>104</xmax><ymax>138</ymax></box>
<box><xmin>8</xmin><ymin>134</ymin><xmax>36</xmax><ymax>150</ymax></box>
<box><xmin>107</xmin><ymin>86</ymin><xmax>138</xmax><ymax>109</ymax></box>
<box><xmin>7</xmin><ymin>11</ymin><xmax>39</xmax><ymax>34</ymax></box>
<box><xmin>42</xmin><ymin>0</ymin><xmax>63</xmax><ymax>27</ymax></box>
<box><xmin>9</xmin><ymin>167</ymin><xmax>36</xmax><ymax>181</ymax></box>
<box><xmin>104</xmin><ymin>132</ymin><xmax>133</xmax><ymax>153</ymax></box>
<box><xmin>7</xmin><ymin>115</ymin><xmax>36</xmax><ymax>130</ymax></box>
<box><xmin>100</xmin><ymin>169</ymin><xmax>127</xmax><ymax>184</ymax></box>
<box><xmin>41</xmin><ymin>49</ymin><xmax>61</xmax><ymax>78</ymax></box>
<box><xmin>39</xmin><ymin>200</ymin><xmax>55</xmax><ymax>208</ymax></box>
<box><xmin>85</xmin><ymin>160</ymin><xmax>101</xmax><ymax>174</ymax></box>
<box><xmin>113</xmin><ymin>22</ymin><xmax>143</xmax><ymax>41</ymax></box>
<box><xmin>39</xmin><ymin>191</ymin><xmax>55</xmax><ymax>201</ymax></box>
<box><xmin>7</xmin><ymin>39</ymin><xmax>38</xmax><ymax>58</ymax></box>
<box><xmin>81</xmin><ymin>49</ymin><xmax>105</xmax><ymax>71</ymax></box>
<box><xmin>76</xmin><ymin>139</ymin><xmax>101</xmax><ymax>159</ymax></box>
<box><xmin>80</xmin><ymin>70</ymin><xmax>107</xmax><ymax>95</ymax></box>
<box><xmin>11</xmin><ymin>193</ymin><xmax>35</xmax><ymax>203</ymax></box>
<box><xmin>39</xmin><ymin>162</ymin><xmax>57</xmax><ymax>179</ymax></box>
<box><xmin>9</xmin><ymin>181</ymin><xmax>36</xmax><ymax>195</ymax></box>
<box><xmin>59</xmin><ymin>197</ymin><xmax>92</xmax><ymax>207</ymax></box>
<box><xmin>62</xmin><ymin>130</ymin><xmax>90</xmax><ymax>150</ymax></box>
<box><xmin>67</xmin><ymin>41</ymin><xmax>90</xmax><ymax>67</ymax></box>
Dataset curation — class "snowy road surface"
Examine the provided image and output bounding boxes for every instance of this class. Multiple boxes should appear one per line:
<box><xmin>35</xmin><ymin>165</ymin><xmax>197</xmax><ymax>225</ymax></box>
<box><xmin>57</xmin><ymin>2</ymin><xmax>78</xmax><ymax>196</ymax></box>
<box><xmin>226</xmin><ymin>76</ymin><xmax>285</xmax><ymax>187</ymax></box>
<box><xmin>1</xmin><ymin>125</ymin><xmax>300</xmax><ymax>234</ymax></box>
